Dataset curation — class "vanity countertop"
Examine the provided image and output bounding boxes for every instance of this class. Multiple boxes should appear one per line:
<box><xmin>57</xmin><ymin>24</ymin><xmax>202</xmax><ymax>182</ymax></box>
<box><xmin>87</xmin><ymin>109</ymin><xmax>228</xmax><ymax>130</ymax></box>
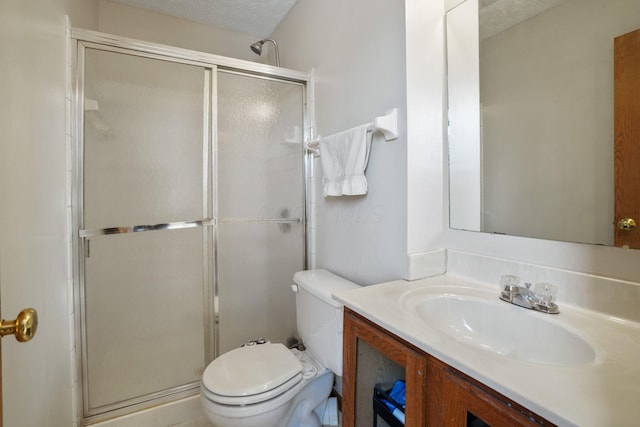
<box><xmin>333</xmin><ymin>274</ymin><xmax>640</xmax><ymax>427</ymax></box>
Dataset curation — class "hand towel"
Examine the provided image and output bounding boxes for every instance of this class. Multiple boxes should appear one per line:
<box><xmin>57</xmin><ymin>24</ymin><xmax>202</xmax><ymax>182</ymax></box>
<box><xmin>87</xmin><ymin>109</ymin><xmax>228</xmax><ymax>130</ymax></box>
<box><xmin>318</xmin><ymin>124</ymin><xmax>372</xmax><ymax>197</ymax></box>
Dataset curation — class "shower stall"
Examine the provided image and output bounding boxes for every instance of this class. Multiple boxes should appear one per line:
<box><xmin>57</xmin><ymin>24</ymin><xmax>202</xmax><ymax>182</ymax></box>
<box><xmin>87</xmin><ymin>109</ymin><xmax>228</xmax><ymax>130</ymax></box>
<box><xmin>72</xmin><ymin>30</ymin><xmax>310</xmax><ymax>422</ymax></box>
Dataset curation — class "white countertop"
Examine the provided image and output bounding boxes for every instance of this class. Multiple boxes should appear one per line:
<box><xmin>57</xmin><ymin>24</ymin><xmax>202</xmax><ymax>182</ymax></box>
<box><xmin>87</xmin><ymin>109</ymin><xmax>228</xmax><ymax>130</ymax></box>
<box><xmin>333</xmin><ymin>274</ymin><xmax>640</xmax><ymax>427</ymax></box>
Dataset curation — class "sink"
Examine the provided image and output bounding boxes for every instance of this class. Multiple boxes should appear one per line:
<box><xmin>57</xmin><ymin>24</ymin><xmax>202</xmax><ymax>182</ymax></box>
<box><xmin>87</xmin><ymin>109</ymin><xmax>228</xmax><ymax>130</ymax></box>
<box><xmin>402</xmin><ymin>290</ymin><xmax>596</xmax><ymax>366</ymax></box>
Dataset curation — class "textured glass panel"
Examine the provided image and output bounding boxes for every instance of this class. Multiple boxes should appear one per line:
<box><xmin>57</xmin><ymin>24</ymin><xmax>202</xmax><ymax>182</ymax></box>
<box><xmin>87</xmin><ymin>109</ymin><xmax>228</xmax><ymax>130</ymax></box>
<box><xmin>84</xmin><ymin>228</ymin><xmax>205</xmax><ymax>409</ymax></box>
<box><xmin>217</xmin><ymin>72</ymin><xmax>304</xmax><ymax>220</ymax></box>
<box><xmin>217</xmin><ymin>223</ymin><xmax>303</xmax><ymax>354</ymax></box>
<box><xmin>83</xmin><ymin>49</ymin><xmax>205</xmax><ymax>229</ymax></box>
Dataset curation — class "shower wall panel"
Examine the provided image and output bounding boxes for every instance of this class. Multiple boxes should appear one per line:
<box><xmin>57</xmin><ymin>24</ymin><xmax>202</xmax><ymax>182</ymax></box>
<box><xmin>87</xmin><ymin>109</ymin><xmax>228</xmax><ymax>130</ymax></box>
<box><xmin>217</xmin><ymin>223</ymin><xmax>303</xmax><ymax>353</ymax></box>
<box><xmin>216</xmin><ymin>71</ymin><xmax>305</xmax><ymax>353</ymax></box>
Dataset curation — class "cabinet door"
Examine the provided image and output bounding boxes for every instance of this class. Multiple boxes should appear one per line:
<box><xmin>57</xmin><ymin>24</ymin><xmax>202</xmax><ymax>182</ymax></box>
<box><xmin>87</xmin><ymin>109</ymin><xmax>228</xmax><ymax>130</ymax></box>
<box><xmin>343</xmin><ymin>309</ymin><xmax>428</xmax><ymax>427</ymax></box>
<box><xmin>441</xmin><ymin>367</ymin><xmax>551</xmax><ymax>427</ymax></box>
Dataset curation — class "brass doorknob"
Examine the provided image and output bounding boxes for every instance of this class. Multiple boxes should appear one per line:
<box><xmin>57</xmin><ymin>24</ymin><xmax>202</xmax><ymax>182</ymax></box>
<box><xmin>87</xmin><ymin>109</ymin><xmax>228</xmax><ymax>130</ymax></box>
<box><xmin>0</xmin><ymin>308</ymin><xmax>38</xmax><ymax>342</ymax></box>
<box><xmin>617</xmin><ymin>218</ymin><xmax>637</xmax><ymax>231</ymax></box>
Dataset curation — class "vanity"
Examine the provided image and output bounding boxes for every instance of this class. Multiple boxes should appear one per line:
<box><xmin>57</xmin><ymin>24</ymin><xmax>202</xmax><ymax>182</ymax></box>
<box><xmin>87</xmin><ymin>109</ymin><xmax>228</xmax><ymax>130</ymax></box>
<box><xmin>334</xmin><ymin>275</ymin><xmax>640</xmax><ymax>426</ymax></box>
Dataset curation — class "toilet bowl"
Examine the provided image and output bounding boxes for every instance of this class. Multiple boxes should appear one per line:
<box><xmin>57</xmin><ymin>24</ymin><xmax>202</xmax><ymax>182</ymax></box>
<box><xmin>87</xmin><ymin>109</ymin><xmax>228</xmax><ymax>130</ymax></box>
<box><xmin>201</xmin><ymin>344</ymin><xmax>333</xmax><ymax>427</ymax></box>
<box><xmin>200</xmin><ymin>269</ymin><xmax>360</xmax><ymax>427</ymax></box>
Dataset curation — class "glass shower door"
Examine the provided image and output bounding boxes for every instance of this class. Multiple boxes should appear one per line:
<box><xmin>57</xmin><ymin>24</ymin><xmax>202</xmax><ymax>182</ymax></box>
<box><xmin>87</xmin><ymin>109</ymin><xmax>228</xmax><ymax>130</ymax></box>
<box><xmin>80</xmin><ymin>48</ymin><xmax>212</xmax><ymax>416</ymax></box>
<box><xmin>77</xmin><ymin>43</ymin><xmax>308</xmax><ymax>421</ymax></box>
<box><xmin>216</xmin><ymin>71</ymin><xmax>305</xmax><ymax>354</ymax></box>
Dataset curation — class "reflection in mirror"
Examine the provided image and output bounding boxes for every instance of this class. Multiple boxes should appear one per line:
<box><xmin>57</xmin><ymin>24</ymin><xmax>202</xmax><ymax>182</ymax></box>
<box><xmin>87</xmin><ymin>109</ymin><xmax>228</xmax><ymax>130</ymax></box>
<box><xmin>447</xmin><ymin>0</ymin><xmax>640</xmax><ymax>247</ymax></box>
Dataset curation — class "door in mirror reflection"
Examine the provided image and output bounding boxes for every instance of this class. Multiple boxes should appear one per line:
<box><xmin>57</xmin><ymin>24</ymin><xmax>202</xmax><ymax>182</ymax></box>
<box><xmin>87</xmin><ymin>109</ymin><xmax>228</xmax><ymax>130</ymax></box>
<box><xmin>614</xmin><ymin>28</ymin><xmax>640</xmax><ymax>249</ymax></box>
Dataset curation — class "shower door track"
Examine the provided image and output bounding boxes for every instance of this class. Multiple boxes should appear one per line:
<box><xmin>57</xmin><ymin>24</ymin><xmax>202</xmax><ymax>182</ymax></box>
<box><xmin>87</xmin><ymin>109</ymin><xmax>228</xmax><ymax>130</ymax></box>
<box><xmin>72</xmin><ymin>29</ymin><xmax>313</xmax><ymax>424</ymax></box>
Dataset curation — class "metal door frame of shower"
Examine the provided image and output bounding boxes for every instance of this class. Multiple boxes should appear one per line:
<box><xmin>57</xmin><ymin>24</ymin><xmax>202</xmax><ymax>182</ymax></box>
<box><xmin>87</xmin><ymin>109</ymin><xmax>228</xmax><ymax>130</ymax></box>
<box><xmin>71</xmin><ymin>28</ymin><xmax>313</xmax><ymax>424</ymax></box>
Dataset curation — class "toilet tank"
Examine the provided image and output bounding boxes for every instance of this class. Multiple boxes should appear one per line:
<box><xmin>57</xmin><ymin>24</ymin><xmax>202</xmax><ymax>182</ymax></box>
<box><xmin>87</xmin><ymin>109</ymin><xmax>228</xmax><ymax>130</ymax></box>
<box><xmin>292</xmin><ymin>269</ymin><xmax>360</xmax><ymax>377</ymax></box>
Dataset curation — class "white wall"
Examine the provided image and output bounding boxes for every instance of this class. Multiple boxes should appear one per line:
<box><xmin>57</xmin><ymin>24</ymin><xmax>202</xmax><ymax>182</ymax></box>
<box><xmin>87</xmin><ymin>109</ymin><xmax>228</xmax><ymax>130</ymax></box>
<box><xmin>273</xmin><ymin>0</ymin><xmax>446</xmax><ymax>285</ymax></box>
<box><xmin>271</xmin><ymin>0</ymin><xmax>408</xmax><ymax>285</ymax></box>
<box><xmin>405</xmin><ymin>0</ymin><xmax>447</xmax><ymax>278</ymax></box>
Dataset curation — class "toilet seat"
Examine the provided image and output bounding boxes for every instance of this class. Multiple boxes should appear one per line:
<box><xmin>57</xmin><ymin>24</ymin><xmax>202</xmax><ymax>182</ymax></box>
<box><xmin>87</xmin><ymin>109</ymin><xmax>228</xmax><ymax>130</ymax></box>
<box><xmin>202</xmin><ymin>372</ymin><xmax>303</xmax><ymax>406</ymax></box>
<box><xmin>202</xmin><ymin>343</ymin><xmax>303</xmax><ymax>406</ymax></box>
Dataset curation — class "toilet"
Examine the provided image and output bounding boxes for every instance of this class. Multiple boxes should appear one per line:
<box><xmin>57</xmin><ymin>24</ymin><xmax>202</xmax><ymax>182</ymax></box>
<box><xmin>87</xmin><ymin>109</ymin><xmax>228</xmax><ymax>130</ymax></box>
<box><xmin>200</xmin><ymin>269</ymin><xmax>360</xmax><ymax>427</ymax></box>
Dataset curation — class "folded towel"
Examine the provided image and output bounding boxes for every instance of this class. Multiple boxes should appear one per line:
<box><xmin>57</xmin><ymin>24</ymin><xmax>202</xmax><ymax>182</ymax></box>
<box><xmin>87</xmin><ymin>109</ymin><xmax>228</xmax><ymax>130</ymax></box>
<box><xmin>318</xmin><ymin>124</ymin><xmax>372</xmax><ymax>197</ymax></box>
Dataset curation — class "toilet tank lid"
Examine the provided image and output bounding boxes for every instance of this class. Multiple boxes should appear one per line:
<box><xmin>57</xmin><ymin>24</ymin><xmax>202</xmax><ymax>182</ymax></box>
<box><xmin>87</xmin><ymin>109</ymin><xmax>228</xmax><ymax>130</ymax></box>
<box><xmin>293</xmin><ymin>269</ymin><xmax>360</xmax><ymax>308</ymax></box>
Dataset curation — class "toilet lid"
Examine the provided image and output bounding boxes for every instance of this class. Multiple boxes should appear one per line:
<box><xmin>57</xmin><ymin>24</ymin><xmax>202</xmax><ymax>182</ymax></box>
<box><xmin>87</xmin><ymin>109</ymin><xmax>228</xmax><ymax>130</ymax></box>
<box><xmin>202</xmin><ymin>343</ymin><xmax>303</xmax><ymax>397</ymax></box>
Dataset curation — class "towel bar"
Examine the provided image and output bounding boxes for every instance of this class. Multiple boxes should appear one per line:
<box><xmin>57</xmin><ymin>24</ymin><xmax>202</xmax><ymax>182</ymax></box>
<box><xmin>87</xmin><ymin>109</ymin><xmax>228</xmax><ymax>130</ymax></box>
<box><xmin>306</xmin><ymin>108</ymin><xmax>399</xmax><ymax>155</ymax></box>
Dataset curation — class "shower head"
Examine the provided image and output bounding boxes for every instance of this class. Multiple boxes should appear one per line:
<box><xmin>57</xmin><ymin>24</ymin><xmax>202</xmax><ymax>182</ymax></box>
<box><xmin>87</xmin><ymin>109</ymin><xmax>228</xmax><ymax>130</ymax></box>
<box><xmin>250</xmin><ymin>41</ymin><xmax>263</xmax><ymax>55</ymax></box>
<box><xmin>249</xmin><ymin>38</ymin><xmax>280</xmax><ymax>67</ymax></box>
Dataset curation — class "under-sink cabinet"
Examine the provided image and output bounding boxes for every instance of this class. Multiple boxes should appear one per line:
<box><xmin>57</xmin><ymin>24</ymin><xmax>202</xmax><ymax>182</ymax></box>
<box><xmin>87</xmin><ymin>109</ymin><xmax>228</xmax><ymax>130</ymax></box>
<box><xmin>342</xmin><ymin>308</ymin><xmax>556</xmax><ymax>427</ymax></box>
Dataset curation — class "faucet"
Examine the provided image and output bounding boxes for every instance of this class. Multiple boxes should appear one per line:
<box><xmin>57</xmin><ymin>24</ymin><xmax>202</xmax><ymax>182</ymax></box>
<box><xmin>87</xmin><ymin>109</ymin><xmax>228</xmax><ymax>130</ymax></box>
<box><xmin>500</xmin><ymin>282</ymin><xmax>559</xmax><ymax>314</ymax></box>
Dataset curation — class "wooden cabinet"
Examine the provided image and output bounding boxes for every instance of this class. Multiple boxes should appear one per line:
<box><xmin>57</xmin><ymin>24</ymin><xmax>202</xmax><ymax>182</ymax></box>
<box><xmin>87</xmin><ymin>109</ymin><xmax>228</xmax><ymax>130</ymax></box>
<box><xmin>342</xmin><ymin>307</ymin><xmax>428</xmax><ymax>427</ymax></box>
<box><xmin>342</xmin><ymin>308</ymin><xmax>555</xmax><ymax>427</ymax></box>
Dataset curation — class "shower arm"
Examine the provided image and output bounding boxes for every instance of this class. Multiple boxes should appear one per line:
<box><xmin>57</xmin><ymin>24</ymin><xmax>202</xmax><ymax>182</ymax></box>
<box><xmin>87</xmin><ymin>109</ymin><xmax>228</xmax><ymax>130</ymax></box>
<box><xmin>250</xmin><ymin>38</ymin><xmax>280</xmax><ymax>67</ymax></box>
<box><xmin>263</xmin><ymin>39</ymin><xmax>280</xmax><ymax>67</ymax></box>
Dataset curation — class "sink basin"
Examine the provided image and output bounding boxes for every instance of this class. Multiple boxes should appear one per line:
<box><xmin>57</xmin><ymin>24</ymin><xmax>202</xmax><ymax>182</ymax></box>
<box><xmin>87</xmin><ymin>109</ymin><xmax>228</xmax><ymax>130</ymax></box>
<box><xmin>404</xmin><ymin>292</ymin><xmax>596</xmax><ymax>366</ymax></box>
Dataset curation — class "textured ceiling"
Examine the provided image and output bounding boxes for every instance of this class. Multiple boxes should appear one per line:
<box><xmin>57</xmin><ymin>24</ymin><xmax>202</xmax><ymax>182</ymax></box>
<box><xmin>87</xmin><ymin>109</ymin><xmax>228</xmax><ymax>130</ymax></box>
<box><xmin>480</xmin><ymin>0</ymin><xmax>569</xmax><ymax>40</ymax></box>
<box><xmin>111</xmin><ymin>0</ymin><xmax>298</xmax><ymax>38</ymax></box>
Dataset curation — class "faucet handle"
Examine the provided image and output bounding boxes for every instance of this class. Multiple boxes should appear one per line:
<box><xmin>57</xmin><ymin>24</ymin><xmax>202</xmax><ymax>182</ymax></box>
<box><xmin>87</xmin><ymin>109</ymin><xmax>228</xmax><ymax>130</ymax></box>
<box><xmin>500</xmin><ymin>274</ymin><xmax>520</xmax><ymax>289</ymax></box>
<box><xmin>534</xmin><ymin>282</ymin><xmax>557</xmax><ymax>303</ymax></box>
<box><xmin>525</xmin><ymin>282</ymin><xmax>532</xmax><ymax>290</ymax></box>
<box><xmin>533</xmin><ymin>282</ymin><xmax>560</xmax><ymax>314</ymax></box>
<box><xmin>499</xmin><ymin>275</ymin><xmax>521</xmax><ymax>303</ymax></box>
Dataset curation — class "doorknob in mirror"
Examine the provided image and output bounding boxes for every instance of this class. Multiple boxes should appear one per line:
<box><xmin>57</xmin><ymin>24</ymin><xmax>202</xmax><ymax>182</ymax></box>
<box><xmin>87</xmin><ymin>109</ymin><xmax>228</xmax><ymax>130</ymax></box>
<box><xmin>617</xmin><ymin>218</ymin><xmax>636</xmax><ymax>231</ymax></box>
<box><xmin>0</xmin><ymin>308</ymin><xmax>38</xmax><ymax>342</ymax></box>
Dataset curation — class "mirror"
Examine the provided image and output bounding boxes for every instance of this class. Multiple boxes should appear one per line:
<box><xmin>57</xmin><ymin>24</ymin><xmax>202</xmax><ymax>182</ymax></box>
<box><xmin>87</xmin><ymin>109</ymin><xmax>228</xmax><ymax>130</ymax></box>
<box><xmin>447</xmin><ymin>0</ymin><xmax>640</xmax><ymax>247</ymax></box>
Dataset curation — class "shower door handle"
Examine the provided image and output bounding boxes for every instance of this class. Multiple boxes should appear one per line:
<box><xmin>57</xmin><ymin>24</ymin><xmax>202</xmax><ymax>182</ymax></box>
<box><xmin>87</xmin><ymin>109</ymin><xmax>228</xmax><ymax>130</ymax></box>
<box><xmin>0</xmin><ymin>308</ymin><xmax>38</xmax><ymax>342</ymax></box>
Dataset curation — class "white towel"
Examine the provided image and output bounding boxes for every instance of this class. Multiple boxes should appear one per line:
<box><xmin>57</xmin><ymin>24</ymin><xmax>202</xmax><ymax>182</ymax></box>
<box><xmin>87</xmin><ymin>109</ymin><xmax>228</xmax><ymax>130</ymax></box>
<box><xmin>319</xmin><ymin>124</ymin><xmax>372</xmax><ymax>197</ymax></box>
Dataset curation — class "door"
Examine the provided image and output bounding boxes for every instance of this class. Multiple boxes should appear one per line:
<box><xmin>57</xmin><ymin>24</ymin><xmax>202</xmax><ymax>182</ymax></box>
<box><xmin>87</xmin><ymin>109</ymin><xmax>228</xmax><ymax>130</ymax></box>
<box><xmin>614</xmin><ymin>28</ymin><xmax>640</xmax><ymax>248</ymax></box>
<box><xmin>0</xmin><ymin>307</ymin><xmax>39</xmax><ymax>427</ymax></box>
<box><xmin>1</xmin><ymin>1</ymin><xmax>74</xmax><ymax>426</ymax></box>
<box><xmin>79</xmin><ymin>46</ymin><xmax>213</xmax><ymax>419</ymax></box>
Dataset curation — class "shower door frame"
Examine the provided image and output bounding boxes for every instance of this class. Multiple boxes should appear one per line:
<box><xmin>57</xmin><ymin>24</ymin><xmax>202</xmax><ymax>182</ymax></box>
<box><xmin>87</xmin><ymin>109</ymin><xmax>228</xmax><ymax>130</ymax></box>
<box><xmin>71</xmin><ymin>28</ymin><xmax>313</xmax><ymax>424</ymax></box>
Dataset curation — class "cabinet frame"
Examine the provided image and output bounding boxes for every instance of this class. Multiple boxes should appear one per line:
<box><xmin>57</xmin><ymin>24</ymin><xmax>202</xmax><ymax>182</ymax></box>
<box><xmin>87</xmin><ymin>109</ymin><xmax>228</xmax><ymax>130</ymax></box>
<box><xmin>343</xmin><ymin>309</ymin><xmax>428</xmax><ymax>427</ymax></box>
<box><xmin>342</xmin><ymin>308</ymin><xmax>555</xmax><ymax>427</ymax></box>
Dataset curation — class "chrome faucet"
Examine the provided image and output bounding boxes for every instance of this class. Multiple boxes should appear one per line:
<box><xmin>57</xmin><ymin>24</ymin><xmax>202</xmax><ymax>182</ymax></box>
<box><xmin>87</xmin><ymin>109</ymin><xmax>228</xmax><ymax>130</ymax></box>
<box><xmin>500</xmin><ymin>282</ymin><xmax>559</xmax><ymax>314</ymax></box>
